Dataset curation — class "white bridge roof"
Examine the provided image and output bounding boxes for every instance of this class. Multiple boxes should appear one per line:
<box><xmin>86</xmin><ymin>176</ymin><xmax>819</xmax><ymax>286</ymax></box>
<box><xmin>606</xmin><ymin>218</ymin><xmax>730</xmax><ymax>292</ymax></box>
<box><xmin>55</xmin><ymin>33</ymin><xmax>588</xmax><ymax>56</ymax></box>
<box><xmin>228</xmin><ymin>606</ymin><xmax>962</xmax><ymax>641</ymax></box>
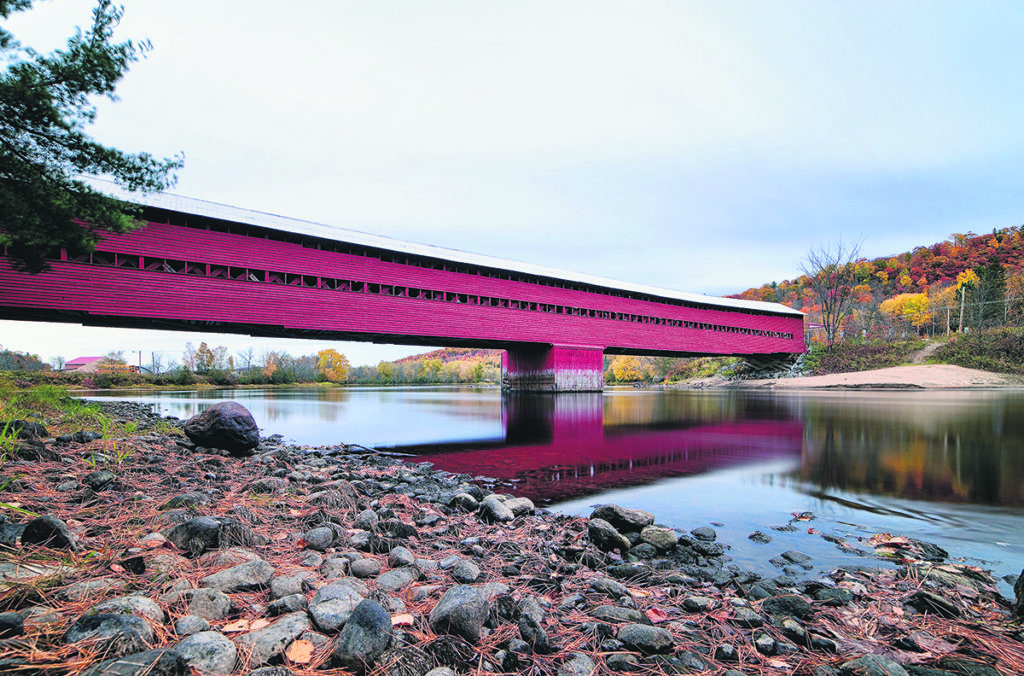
<box><xmin>110</xmin><ymin>185</ymin><xmax>801</xmax><ymax>318</ymax></box>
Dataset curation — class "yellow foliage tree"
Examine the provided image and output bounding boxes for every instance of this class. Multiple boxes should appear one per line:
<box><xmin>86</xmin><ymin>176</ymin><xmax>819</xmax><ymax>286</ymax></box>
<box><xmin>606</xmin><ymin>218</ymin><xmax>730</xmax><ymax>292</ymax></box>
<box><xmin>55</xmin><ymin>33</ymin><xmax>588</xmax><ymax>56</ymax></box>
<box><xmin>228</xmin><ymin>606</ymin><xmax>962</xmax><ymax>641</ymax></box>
<box><xmin>880</xmin><ymin>293</ymin><xmax>933</xmax><ymax>330</ymax></box>
<box><xmin>317</xmin><ymin>348</ymin><xmax>351</xmax><ymax>383</ymax></box>
<box><xmin>610</xmin><ymin>355</ymin><xmax>647</xmax><ymax>382</ymax></box>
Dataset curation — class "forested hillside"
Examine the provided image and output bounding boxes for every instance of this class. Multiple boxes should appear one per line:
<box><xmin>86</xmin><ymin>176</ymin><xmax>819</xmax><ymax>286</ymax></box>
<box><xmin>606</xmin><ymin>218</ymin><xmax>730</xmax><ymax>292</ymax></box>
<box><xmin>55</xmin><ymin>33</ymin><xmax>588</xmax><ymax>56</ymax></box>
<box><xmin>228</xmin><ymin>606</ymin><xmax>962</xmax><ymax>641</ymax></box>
<box><xmin>733</xmin><ymin>227</ymin><xmax>1024</xmax><ymax>338</ymax></box>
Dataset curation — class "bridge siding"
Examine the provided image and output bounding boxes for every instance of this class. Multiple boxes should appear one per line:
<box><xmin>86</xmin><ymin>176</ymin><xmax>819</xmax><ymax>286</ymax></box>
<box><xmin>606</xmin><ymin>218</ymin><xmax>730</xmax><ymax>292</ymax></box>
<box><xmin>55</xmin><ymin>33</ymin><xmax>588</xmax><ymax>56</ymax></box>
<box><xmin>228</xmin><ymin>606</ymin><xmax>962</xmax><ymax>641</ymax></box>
<box><xmin>1</xmin><ymin>219</ymin><xmax>804</xmax><ymax>355</ymax></box>
<box><xmin>95</xmin><ymin>223</ymin><xmax>791</xmax><ymax>331</ymax></box>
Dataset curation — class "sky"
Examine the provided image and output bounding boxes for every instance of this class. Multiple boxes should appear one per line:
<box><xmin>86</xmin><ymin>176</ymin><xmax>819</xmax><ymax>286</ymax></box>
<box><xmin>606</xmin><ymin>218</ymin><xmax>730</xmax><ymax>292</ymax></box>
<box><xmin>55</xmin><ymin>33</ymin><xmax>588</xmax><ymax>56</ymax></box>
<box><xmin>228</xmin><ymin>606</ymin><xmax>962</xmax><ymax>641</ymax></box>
<box><xmin>2</xmin><ymin>1</ymin><xmax>1023</xmax><ymax>367</ymax></box>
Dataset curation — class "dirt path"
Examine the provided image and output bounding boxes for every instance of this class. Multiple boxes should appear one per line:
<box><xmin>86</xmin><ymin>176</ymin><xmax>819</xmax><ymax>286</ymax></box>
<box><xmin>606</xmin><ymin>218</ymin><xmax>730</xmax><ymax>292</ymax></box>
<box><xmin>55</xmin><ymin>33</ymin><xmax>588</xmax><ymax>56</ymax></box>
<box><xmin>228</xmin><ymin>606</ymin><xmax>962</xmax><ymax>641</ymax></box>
<box><xmin>907</xmin><ymin>340</ymin><xmax>944</xmax><ymax>364</ymax></box>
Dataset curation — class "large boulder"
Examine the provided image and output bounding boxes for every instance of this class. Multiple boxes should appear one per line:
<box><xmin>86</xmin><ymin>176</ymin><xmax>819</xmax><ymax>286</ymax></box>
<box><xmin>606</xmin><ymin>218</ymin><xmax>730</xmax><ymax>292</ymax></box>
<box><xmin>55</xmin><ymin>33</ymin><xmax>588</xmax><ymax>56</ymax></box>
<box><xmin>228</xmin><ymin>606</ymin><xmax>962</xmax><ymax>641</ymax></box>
<box><xmin>1014</xmin><ymin>568</ymin><xmax>1024</xmax><ymax>617</ymax></box>
<box><xmin>330</xmin><ymin>599</ymin><xmax>394</xmax><ymax>673</ymax></box>
<box><xmin>183</xmin><ymin>402</ymin><xmax>260</xmax><ymax>455</ymax></box>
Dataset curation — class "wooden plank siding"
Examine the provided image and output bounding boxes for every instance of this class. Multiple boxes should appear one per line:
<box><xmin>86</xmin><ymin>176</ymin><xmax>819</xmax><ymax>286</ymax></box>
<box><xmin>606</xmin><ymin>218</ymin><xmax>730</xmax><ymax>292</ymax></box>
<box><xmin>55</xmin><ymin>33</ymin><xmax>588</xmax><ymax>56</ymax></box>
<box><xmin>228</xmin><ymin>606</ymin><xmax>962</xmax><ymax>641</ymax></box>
<box><xmin>0</xmin><ymin>215</ymin><xmax>805</xmax><ymax>357</ymax></box>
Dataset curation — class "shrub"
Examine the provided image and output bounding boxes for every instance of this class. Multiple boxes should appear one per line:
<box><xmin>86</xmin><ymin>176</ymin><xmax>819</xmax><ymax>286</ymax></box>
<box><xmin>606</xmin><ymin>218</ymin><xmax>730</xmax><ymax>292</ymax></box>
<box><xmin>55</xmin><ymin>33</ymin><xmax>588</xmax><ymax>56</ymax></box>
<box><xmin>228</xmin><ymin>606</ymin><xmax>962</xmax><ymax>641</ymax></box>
<box><xmin>933</xmin><ymin>328</ymin><xmax>1024</xmax><ymax>374</ymax></box>
<box><xmin>804</xmin><ymin>339</ymin><xmax>924</xmax><ymax>375</ymax></box>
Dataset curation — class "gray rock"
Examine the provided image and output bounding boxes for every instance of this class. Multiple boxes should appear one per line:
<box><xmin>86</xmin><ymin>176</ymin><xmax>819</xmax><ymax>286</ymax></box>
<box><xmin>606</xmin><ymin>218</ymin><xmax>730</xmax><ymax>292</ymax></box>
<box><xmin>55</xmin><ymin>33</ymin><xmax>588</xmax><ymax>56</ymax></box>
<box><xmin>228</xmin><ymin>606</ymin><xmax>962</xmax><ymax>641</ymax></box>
<box><xmin>376</xmin><ymin>567</ymin><xmax>421</xmax><ymax>592</ymax></box>
<box><xmin>591</xmin><ymin>504</ymin><xmax>654</xmax><ymax>532</ymax></box>
<box><xmin>330</xmin><ymin>599</ymin><xmax>394</xmax><ymax>673</ymax></box>
<box><xmin>269</xmin><ymin>571</ymin><xmax>315</xmax><ymax>600</ymax></box>
<box><xmin>588</xmin><ymin>518</ymin><xmax>630</xmax><ymax>553</ymax></box>
<box><xmin>761</xmin><ymin>594</ymin><xmax>813</xmax><ymax>619</ymax></box>
<box><xmin>165</xmin><ymin>516</ymin><xmax>253</xmax><ymax>556</ymax></box>
<box><xmin>268</xmin><ymin>594</ymin><xmax>308</xmax><ymax>616</ymax></box>
<box><xmin>682</xmin><ymin>595</ymin><xmax>716</xmax><ymax>612</ymax></box>
<box><xmin>1015</xmin><ymin>568</ymin><xmax>1024</xmax><ymax>617</ymax></box>
<box><xmin>730</xmin><ymin>606</ymin><xmax>764</xmax><ymax>628</ymax></box>
<box><xmin>478</xmin><ymin>495</ymin><xmax>514</xmax><ymax>523</ymax></box>
<box><xmin>310</xmin><ymin>585</ymin><xmax>365</xmax><ymax>633</ymax></box>
<box><xmin>186</xmin><ymin>588</ymin><xmax>232</xmax><ymax>621</ymax></box>
<box><xmin>690</xmin><ymin>526</ymin><xmax>717</xmax><ymax>541</ymax></box>
<box><xmin>183</xmin><ymin>401</ymin><xmax>260</xmax><ymax>455</ymax></box>
<box><xmin>21</xmin><ymin>515</ymin><xmax>77</xmax><ymax>550</ymax></box>
<box><xmin>519</xmin><ymin>596</ymin><xmax>545</xmax><ymax>624</ymax></box>
<box><xmin>320</xmin><ymin>557</ymin><xmax>350</xmax><ymax>579</ymax></box>
<box><xmin>349</xmin><ymin>557</ymin><xmax>381</xmax><ymax>578</ymax></box>
<box><xmin>353</xmin><ymin>509</ymin><xmax>379</xmax><ymax>531</ymax></box>
<box><xmin>450</xmin><ymin>493</ymin><xmax>479</xmax><ymax>512</ymax></box>
<box><xmin>749</xmin><ymin>530</ymin><xmax>773</xmax><ymax>544</ymax></box>
<box><xmin>89</xmin><ymin>595</ymin><xmax>164</xmax><ymax>624</ymax></box>
<box><xmin>617</xmin><ymin>623</ymin><xmax>674</xmax><ymax>655</ymax></box>
<box><xmin>780</xmin><ymin>550</ymin><xmax>813</xmax><ymax>566</ymax></box>
<box><xmin>234</xmin><ymin>612</ymin><xmax>309</xmax><ymax>667</ymax></box>
<box><xmin>83</xmin><ymin>469</ymin><xmax>116</xmax><ymax>491</ymax></box>
<box><xmin>244</xmin><ymin>668</ymin><xmax>296</xmax><ymax>676</ymax></box>
<box><xmin>425</xmin><ymin>668</ymin><xmax>456</xmax><ymax>676</ymax></box>
<box><xmin>754</xmin><ymin>631</ymin><xmax>777</xmax><ymax>655</ymax></box>
<box><xmin>200</xmin><ymin>559</ymin><xmax>273</xmax><ymax>592</ymax></box>
<box><xmin>589</xmin><ymin>577</ymin><xmax>628</xmax><ymax>599</ymax></box>
<box><xmin>303</xmin><ymin>527</ymin><xmax>334</xmax><ymax>551</ymax></box>
<box><xmin>905</xmin><ymin>590</ymin><xmax>959</xmax><ymax>619</ymax></box>
<box><xmin>80</xmin><ymin>649</ymin><xmax>189</xmax><ymax>676</ymax></box>
<box><xmin>504</xmin><ymin>497</ymin><xmax>535</xmax><ymax>516</ymax></box>
<box><xmin>518</xmin><ymin>613</ymin><xmax>550</xmax><ymax>653</ymax></box>
<box><xmin>174</xmin><ymin>615</ymin><xmax>210</xmax><ymax>636</ymax></box>
<box><xmin>558</xmin><ymin>652</ymin><xmax>596</xmax><ymax>676</ymax></box>
<box><xmin>640</xmin><ymin>525</ymin><xmax>677</xmax><ymax>550</ymax></box>
<box><xmin>312</xmin><ymin>579</ymin><xmax>368</xmax><ymax>602</ymax></box>
<box><xmin>175</xmin><ymin>630</ymin><xmax>237</xmax><ymax>675</ymax></box>
<box><xmin>451</xmin><ymin>559</ymin><xmax>481</xmax><ymax>583</ymax></box>
<box><xmin>0</xmin><ymin>611</ymin><xmax>24</xmax><ymax>638</ymax></box>
<box><xmin>839</xmin><ymin>654</ymin><xmax>910</xmax><ymax>676</ymax></box>
<box><xmin>63</xmin><ymin>613</ymin><xmax>154</xmax><ymax>657</ymax></box>
<box><xmin>590</xmin><ymin>605</ymin><xmax>650</xmax><ymax>625</ymax></box>
<box><xmin>429</xmin><ymin>585</ymin><xmax>490</xmax><ymax>642</ymax></box>
<box><xmin>388</xmin><ymin>546</ymin><xmax>415</xmax><ymax>568</ymax></box>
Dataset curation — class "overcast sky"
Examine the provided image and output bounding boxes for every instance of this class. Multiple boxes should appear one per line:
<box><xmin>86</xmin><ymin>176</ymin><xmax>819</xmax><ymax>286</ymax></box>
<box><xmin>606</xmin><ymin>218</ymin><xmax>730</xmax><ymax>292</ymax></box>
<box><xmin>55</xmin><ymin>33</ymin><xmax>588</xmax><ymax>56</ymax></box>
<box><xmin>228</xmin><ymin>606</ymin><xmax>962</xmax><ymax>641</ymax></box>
<box><xmin>3</xmin><ymin>1</ymin><xmax>1023</xmax><ymax>366</ymax></box>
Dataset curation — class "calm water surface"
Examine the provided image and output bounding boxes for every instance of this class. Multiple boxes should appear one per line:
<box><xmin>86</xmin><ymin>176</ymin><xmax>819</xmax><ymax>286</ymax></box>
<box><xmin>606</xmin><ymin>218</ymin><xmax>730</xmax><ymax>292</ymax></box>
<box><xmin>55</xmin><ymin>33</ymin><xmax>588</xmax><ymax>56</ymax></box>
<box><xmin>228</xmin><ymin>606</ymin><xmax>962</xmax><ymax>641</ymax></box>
<box><xmin>88</xmin><ymin>386</ymin><xmax>1024</xmax><ymax>589</ymax></box>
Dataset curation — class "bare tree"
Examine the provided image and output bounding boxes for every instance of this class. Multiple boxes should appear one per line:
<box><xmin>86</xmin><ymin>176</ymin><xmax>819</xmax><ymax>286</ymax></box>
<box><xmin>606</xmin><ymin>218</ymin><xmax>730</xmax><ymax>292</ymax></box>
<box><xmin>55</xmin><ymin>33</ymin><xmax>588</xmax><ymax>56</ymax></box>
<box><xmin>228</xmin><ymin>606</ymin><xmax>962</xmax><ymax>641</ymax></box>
<box><xmin>51</xmin><ymin>355</ymin><xmax>66</xmax><ymax>371</ymax></box>
<box><xmin>236</xmin><ymin>347</ymin><xmax>256</xmax><ymax>371</ymax></box>
<box><xmin>801</xmin><ymin>239</ymin><xmax>863</xmax><ymax>347</ymax></box>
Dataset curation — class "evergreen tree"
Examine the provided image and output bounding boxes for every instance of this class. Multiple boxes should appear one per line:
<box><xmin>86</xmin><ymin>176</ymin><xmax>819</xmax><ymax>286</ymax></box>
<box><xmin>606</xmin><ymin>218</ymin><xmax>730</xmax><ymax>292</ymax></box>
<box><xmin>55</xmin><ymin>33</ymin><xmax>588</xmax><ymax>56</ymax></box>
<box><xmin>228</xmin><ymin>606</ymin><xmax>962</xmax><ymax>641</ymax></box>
<box><xmin>0</xmin><ymin>0</ymin><xmax>183</xmax><ymax>272</ymax></box>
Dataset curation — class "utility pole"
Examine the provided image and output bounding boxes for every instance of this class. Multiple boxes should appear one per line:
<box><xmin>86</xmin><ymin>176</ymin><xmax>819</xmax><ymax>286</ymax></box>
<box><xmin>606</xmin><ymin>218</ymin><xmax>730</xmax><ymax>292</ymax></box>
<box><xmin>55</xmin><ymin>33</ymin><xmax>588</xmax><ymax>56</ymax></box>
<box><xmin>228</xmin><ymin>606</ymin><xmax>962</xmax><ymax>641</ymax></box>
<box><xmin>946</xmin><ymin>307</ymin><xmax>950</xmax><ymax>336</ymax></box>
<box><xmin>959</xmin><ymin>286</ymin><xmax>966</xmax><ymax>333</ymax></box>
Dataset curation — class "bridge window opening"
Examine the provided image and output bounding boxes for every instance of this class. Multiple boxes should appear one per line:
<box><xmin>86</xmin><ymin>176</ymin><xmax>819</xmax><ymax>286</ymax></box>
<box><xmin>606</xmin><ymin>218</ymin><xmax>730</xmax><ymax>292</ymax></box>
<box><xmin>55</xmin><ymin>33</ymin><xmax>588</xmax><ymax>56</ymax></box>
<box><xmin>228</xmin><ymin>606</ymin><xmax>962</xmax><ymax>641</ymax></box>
<box><xmin>186</xmin><ymin>262</ymin><xmax>206</xmax><ymax>277</ymax></box>
<box><xmin>209</xmin><ymin>264</ymin><xmax>228</xmax><ymax>279</ymax></box>
<box><xmin>115</xmin><ymin>254</ymin><xmax>141</xmax><ymax>269</ymax></box>
<box><xmin>267</xmin><ymin>271</ymin><xmax>285</xmax><ymax>284</ymax></box>
<box><xmin>92</xmin><ymin>252</ymin><xmax>114</xmax><ymax>267</ymax></box>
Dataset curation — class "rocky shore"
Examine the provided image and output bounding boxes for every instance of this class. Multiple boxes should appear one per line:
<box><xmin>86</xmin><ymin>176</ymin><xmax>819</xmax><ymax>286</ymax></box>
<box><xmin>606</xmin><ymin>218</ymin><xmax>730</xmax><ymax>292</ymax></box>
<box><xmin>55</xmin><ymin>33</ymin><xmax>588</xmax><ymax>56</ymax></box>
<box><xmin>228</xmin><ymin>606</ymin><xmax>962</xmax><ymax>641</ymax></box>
<box><xmin>0</xmin><ymin>399</ymin><xmax>1021</xmax><ymax>675</ymax></box>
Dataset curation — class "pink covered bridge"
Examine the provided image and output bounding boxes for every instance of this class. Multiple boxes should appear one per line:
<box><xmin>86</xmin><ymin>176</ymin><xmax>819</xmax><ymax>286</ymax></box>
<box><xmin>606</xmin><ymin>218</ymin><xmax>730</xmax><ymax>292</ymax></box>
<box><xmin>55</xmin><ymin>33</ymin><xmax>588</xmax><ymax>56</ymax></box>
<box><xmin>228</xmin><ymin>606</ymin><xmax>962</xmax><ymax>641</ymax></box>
<box><xmin>0</xmin><ymin>192</ymin><xmax>804</xmax><ymax>390</ymax></box>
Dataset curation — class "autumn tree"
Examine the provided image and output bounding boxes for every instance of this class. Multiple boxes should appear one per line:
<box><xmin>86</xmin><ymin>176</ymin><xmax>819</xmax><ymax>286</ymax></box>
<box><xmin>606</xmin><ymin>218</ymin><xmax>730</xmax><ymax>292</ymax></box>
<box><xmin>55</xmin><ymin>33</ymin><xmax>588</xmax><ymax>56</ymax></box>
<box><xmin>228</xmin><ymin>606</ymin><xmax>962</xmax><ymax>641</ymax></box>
<box><xmin>879</xmin><ymin>293</ymin><xmax>932</xmax><ymax>334</ymax></box>
<box><xmin>609</xmin><ymin>355</ymin><xmax>648</xmax><ymax>382</ymax></box>
<box><xmin>800</xmin><ymin>239</ymin><xmax>862</xmax><ymax>347</ymax></box>
<box><xmin>317</xmin><ymin>348</ymin><xmax>350</xmax><ymax>383</ymax></box>
<box><xmin>0</xmin><ymin>0</ymin><xmax>183</xmax><ymax>272</ymax></box>
<box><xmin>183</xmin><ymin>342</ymin><xmax>227</xmax><ymax>374</ymax></box>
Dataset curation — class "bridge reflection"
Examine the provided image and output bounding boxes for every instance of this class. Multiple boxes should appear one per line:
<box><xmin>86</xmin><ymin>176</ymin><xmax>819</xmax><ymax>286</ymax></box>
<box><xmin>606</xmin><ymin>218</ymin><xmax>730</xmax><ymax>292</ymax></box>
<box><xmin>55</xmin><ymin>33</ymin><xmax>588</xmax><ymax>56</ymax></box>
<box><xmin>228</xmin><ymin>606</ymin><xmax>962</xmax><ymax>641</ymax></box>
<box><xmin>393</xmin><ymin>393</ymin><xmax>805</xmax><ymax>504</ymax></box>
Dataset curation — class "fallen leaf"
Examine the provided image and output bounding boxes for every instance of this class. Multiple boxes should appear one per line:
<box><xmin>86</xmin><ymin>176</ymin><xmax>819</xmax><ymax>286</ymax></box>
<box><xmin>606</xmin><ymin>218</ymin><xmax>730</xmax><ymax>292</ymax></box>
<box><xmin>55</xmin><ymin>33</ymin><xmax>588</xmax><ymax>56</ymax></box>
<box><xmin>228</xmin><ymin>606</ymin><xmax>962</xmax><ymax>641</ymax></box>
<box><xmin>250</xmin><ymin>619</ymin><xmax>270</xmax><ymax>631</ymax></box>
<box><xmin>391</xmin><ymin>614</ymin><xmax>415</xmax><ymax>627</ymax></box>
<box><xmin>626</xmin><ymin>588</ymin><xmax>650</xmax><ymax>598</ymax></box>
<box><xmin>109</xmin><ymin>564</ymin><xmax>125</xmax><ymax>574</ymax></box>
<box><xmin>645</xmin><ymin>607</ymin><xmax>669</xmax><ymax>624</ymax></box>
<box><xmin>286</xmin><ymin>639</ymin><xmax>314</xmax><ymax>664</ymax></box>
<box><xmin>222</xmin><ymin>619</ymin><xmax>250</xmax><ymax>633</ymax></box>
<box><xmin>288</xmin><ymin>509</ymin><xmax>303</xmax><ymax>517</ymax></box>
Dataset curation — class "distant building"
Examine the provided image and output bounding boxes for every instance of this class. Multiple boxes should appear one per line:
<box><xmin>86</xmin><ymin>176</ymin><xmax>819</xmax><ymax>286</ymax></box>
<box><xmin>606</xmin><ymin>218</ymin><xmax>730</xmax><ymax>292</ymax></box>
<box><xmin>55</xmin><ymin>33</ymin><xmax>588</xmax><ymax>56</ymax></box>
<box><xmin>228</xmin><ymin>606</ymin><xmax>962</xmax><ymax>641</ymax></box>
<box><xmin>64</xmin><ymin>356</ymin><xmax>105</xmax><ymax>372</ymax></box>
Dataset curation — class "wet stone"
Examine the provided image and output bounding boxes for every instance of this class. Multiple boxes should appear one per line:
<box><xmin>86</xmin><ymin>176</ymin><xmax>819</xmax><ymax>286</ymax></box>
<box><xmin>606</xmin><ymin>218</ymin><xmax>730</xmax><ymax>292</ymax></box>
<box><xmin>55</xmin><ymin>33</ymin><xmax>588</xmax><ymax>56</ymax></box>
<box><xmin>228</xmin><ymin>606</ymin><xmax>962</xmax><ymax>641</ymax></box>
<box><xmin>591</xmin><ymin>504</ymin><xmax>655</xmax><ymax>532</ymax></box>
<box><xmin>780</xmin><ymin>550</ymin><xmax>813</xmax><ymax>566</ymax></box>
<box><xmin>617</xmin><ymin>623</ymin><xmax>674</xmax><ymax>655</ymax></box>
<box><xmin>590</xmin><ymin>577</ymin><xmax>628</xmax><ymax>599</ymax></box>
<box><xmin>815</xmin><ymin>587</ymin><xmax>855</xmax><ymax>606</ymax></box>
<box><xmin>762</xmin><ymin>593</ymin><xmax>813</xmax><ymax>619</ymax></box>
<box><xmin>714</xmin><ymin>643</ymin><xmax>738</xmax><ymax>661</ymax></box>
<box><xmin>840</xmin><ymin>654</ymin><xmax>910</xmax><ymax>676</ymax></box>
<box><xmin>730</xmin><ymin>606</ymin><xmax>764</xmax><ymax>628</ymax></box>
<box><xmin>690</xmin><ymin>526</ymin><xmax>717</xmax><ymax>541</ymax></box>
<box><xmin>749</xmin><ymin>530</ymin><xmax>773</xmax><ymax>544</ymax></box>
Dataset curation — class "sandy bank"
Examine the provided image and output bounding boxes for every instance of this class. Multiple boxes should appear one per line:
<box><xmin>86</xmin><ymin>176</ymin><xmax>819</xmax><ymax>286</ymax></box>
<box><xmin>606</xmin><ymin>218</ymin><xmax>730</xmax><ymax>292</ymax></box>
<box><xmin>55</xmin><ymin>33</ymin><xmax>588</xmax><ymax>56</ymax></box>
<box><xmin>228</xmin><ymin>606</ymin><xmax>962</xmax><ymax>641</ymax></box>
<box><xmin>724</xmin><ymin>364</ymin><xmax>1024</xmax><ymax>390</ymax></box>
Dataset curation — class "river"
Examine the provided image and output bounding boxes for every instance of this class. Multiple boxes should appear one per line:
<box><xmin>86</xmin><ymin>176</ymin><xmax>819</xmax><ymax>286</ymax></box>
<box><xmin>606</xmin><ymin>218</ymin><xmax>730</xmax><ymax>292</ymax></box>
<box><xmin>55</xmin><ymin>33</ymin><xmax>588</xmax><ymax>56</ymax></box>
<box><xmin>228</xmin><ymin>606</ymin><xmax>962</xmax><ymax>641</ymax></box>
<box><xmin>86</xmin><ymin>386</ymin><xmax>1024</xmax><ymax>591</ymax></box>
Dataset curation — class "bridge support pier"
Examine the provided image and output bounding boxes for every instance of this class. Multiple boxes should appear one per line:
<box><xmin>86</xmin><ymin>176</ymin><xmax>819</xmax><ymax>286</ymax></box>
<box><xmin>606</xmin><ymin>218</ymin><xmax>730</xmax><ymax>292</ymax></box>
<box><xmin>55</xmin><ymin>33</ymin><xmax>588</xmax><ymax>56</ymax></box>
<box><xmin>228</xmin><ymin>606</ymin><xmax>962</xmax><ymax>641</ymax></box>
<box><xmin>501</xmin><ymin>345</ymin><xmax>604</xmax><ymax>392</ymax></box>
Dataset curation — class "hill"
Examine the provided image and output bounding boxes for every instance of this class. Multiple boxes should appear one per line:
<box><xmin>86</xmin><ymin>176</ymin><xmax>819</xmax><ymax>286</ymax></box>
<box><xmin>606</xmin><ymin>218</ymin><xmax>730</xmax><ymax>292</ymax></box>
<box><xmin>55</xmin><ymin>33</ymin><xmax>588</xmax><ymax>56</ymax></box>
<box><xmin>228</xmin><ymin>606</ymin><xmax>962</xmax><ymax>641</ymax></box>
<box><xmin>732</xmin><ymin>226</ymin><xmax>1024</xmax><ymax>338</ymax></box>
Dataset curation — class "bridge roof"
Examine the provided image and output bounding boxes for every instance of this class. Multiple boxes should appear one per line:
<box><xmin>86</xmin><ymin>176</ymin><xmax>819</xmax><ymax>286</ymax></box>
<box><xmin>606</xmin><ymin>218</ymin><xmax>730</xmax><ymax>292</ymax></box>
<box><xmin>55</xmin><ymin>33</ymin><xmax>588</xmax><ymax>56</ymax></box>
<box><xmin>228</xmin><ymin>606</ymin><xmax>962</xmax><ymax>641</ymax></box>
<box><xmin>118</xmin><ymin>187</ymin><xmax>801</xmax><ymax>317</ymax></box>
